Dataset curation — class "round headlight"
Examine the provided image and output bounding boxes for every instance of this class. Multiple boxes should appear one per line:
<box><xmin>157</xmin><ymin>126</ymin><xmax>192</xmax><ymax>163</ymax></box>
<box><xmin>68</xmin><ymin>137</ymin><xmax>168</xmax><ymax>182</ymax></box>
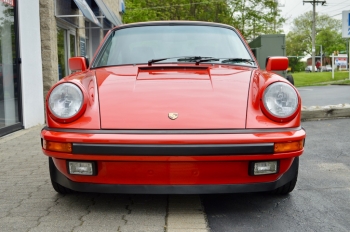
<box><xmin>48</xmin><ymin>83</ymin><xmax>84</xmax><ymax>120</ymax></box>
<box><xmin>262</xmin><ymin>82</ymin><xmax>299</xmax><ymax>120</ymax></box>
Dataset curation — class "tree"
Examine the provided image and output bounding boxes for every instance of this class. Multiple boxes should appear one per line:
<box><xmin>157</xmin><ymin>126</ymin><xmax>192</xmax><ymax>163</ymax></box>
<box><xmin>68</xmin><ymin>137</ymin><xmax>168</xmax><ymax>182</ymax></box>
<box><xmin>316</xmin><ymin>29</ymin><xmax>346</xmax><ymax>57</ymax></box>
<box><xmin>227</xmin><ymin>0</ymin><xmax>285</xmax><ymax>40</ymax></box>
<box><xmin>286</xmin><ymin>11</ymin><xmax>345</xmax><ymax>58</ymax></box>
<box><xmin>123</xmin><ymin>0</ymin><xmax>286</xmax><ymax>41</ymax></box>
<box><xmin>123</xmin><ymin>0</ymin><xmax>234</xmax><ymax>25</ymax></box>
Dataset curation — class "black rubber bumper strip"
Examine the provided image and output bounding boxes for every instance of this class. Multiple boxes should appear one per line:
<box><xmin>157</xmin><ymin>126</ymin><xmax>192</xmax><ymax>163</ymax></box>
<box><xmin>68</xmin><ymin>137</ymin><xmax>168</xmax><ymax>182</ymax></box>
<box><xmin>49</xmin><ymin>157</ymin><xmax>299</xmax><ymax>194</ymax></box>
<box><xmin>72</xmin><ymin>143</ymin><xmax>274</xmax><ymax>156</ymax></box>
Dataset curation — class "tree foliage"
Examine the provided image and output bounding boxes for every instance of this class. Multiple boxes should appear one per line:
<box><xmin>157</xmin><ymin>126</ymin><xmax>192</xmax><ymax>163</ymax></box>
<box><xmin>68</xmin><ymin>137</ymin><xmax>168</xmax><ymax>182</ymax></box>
<box><xmin>123</xmin><ymin>0</ymin><xmax>233</xmax><ymax>24</ymax></box>
<box><xmin>286</xmin><ymin>11</ymin><xmax>345</xmax><ymax>58</ymax></box>
<box><xmin>227</xmin><ymin>0</ymin><xmax>285</xmax><ymax>40</ymax></box>
<box><xmin>123</xmin><ymin>0</ymin><xmax>285</xmax><ymax>41</ymax></box>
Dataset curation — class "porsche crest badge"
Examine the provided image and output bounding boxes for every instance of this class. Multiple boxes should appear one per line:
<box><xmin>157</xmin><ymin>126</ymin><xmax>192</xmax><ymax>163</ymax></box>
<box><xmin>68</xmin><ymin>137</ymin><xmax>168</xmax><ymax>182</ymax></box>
<box><xmin>168</xmin><ymin>113</ymin><xmax>178</xmax><ymax>120</ymax></box>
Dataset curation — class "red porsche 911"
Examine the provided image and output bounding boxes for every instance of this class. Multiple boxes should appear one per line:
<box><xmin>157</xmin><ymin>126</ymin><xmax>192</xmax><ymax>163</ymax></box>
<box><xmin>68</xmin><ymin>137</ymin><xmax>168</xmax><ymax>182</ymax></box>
<box><xmin>41</xmin><ymin>21</ymin><xmax>306</xmax><ymax>195</ymax></box>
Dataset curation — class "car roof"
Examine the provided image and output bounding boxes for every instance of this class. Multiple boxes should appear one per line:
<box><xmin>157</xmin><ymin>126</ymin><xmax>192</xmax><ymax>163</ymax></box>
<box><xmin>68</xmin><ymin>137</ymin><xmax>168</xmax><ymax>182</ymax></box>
<box><xmin>115</xmin><ymin>21</ymin><xmax>236</xmax><ymax>31</ymax></box>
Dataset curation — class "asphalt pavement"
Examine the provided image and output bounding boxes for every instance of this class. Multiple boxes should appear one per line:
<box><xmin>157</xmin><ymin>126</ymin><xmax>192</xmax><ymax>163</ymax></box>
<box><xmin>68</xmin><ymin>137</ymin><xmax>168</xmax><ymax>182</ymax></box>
<box><xmin>299</xmin><ymin>85</ymin><xmax>350</xmax><ymax>121</ymax></box>
<box><xmin>298</xmin><ymin>85</ymin><xmax>350</xmax><ymax>107</ymax></box>
<box><xmin>203</xmin><ymin>118</ymin><xmax>350</xmax><ymax>232</ymax></box>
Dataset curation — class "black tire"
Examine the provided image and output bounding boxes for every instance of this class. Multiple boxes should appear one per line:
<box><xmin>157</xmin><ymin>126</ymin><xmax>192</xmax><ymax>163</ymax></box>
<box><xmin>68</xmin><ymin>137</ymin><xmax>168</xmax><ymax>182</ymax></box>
<box><xmin>271</xmin><ymin>157</ymin><xmax>299</xmax><ymax>195</ymax></box>
<box><xmin>49</xmin><ymin>158</ymin><xmax>75</xmax><ymax>194</ymax></box>
<box><xmin>286</xmin><ymin>75</ymin><xmax>294</xmax><ymax>85</ymax></box>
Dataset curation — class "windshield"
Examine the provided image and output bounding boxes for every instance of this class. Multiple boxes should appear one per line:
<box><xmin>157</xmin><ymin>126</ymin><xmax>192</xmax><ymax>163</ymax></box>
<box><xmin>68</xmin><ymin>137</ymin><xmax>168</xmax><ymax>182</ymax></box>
<box><xmin>92</xmin><ymin>25</ymin><xmax>254</xmax><ymax>67</ymax></box>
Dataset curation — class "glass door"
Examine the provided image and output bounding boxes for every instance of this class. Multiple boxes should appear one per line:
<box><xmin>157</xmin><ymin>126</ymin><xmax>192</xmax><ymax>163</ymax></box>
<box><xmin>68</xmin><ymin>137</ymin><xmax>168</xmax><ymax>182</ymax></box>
<box><xmin>0</xmin><ymin>1</ymin><xmax>21</xmax><ymax>136</ymax></box>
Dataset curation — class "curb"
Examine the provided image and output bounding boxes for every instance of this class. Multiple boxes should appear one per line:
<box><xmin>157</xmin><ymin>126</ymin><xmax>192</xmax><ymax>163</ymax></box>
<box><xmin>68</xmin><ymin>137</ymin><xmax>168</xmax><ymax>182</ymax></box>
<box><xmin>301</xmin><ymin>104</ymin><xmax>350</xmax><ymax>121</ymax></box>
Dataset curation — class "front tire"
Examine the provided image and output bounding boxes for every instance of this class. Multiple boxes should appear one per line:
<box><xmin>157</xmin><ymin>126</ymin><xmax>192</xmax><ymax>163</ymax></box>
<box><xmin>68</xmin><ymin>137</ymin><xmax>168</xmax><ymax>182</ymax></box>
<box><xmin>49</xmin><ymin>157</ymin><xmax>75</xmax><ymax>194</ymax></box>
<box><xmin>271</xmin><ymin>157</ymin><xmax>299</xmax><ymax>195</ymax></box>
<box><xmin>286</xmin><ymin>75</ymin><xmax>294</xmax><ymax>85</ymax></box>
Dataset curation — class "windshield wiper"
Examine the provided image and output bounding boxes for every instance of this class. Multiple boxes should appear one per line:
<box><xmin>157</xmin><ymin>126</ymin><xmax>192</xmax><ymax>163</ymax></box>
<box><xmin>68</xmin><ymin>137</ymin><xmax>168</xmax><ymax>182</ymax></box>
<box><xmin>221</xmin><ymin>58</ymin><xmax>255</xmax><ymax>65</ymax></box>
<box><xmin>148</xmin><ymin>57</ymin><xmax>171</xmax><ymax>66</ymax></box>
<box><xmin>177</xmin><ymin>56</ymin><xmax>219</xmax><ymax>65</ymax></box>
<box><xmin>148</xmin><ymin>56</ymin><xmax>189</xmax><ymax>66</ymax></box>
<box><xmin>148</xmin><ymin>56</ymin><xmax>253</xmax><ymax>66</ymax></box>
<box><xmin>148</xmin><ymin>56</ymin><xmax>220</xmax><ymax>66</ymax></box>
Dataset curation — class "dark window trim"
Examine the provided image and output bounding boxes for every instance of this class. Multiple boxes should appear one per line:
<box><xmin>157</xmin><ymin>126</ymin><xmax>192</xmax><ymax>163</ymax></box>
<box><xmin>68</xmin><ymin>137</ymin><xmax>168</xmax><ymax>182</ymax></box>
<box><xmin>14</xmin><ymin>0</ymin><xmax>22</xmax><ymax>128</ymax></box>
<box><xmin>0</xmin><ymin>123</ymin><xmax>23</xmax><ymax>137</ymax></box>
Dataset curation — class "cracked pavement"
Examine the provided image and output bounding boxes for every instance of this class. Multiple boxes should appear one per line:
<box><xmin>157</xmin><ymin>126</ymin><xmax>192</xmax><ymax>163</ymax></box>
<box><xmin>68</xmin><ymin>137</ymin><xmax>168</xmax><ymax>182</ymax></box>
<box><xmin>0</xmin><ymin>126</ymin><xmax>208</xmax><ymax>232</ymax></box>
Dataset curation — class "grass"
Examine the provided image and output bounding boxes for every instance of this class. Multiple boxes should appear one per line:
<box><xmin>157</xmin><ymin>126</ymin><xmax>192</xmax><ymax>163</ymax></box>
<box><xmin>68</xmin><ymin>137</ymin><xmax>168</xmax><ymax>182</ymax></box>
<box><xmin>291</xmin><ymin>71</ymin><xmax>350</xmax><ymax>87</ymax></box>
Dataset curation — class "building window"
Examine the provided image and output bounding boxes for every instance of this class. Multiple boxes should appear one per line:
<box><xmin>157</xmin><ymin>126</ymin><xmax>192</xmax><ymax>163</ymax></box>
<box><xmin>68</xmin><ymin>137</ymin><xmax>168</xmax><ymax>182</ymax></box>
<box><xmin>84</xmin><ymin>21</ymin><xmax>91</xmax><ymax>59</ymax></box>
<box><xmin>57</xmin><ymin>26</ymin><xmax>77</xmax><ymax>80</ymax></box>
<box><xmin>57</xmin><ymin>27</ymin><xmax>66</xmax><ymax>80</ymax></box>
<box><xmin>70</xmin><ymin>34</ymin><xmax>76</xmax><ymax>58</ymax></box>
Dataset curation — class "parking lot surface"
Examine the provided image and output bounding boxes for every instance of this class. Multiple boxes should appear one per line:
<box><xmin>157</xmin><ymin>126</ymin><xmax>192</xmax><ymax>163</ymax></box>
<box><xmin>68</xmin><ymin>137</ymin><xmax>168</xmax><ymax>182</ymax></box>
<box><xmin>298</xmin><ymin>85</ymin><xmax>350</xmax><ymax>107</ymax></box>
<box><xmin>203</xmin><ymin>118</ymin><xmax>350</xmax><ymax>231</ymax></box>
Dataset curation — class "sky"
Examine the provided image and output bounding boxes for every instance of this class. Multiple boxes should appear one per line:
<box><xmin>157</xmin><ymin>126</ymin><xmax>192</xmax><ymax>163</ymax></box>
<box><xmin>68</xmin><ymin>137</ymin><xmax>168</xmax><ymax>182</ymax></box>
<box><xmin>279</xmin><ymin>0</ymin><xmax>350</xmax><ymax>33</ymax></box>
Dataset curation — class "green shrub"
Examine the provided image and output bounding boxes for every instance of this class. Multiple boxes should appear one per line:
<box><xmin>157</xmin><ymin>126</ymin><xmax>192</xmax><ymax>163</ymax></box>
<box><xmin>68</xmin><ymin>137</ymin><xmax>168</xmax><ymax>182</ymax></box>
<box><xmin>291</xmin><ymin>71</ymin><xmax>350</xmax><ymax>87</ymax></box>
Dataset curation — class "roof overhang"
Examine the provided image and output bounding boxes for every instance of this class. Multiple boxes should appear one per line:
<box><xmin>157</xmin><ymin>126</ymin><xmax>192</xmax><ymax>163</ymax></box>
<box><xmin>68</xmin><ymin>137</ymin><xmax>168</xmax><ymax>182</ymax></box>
<box><xmin>55</xmin><ymin>0</ymin><xmax>122</xmax><ymax>28</ymax></box>
<box><xmin>93</xmin><ymin>0</ymin><xmax>122</xmax><ymax>26</ymax></box>
<box><xmin>72</xmin><ymin>0</ymin><xmax>102</xmax><ymax>27</ymax></box>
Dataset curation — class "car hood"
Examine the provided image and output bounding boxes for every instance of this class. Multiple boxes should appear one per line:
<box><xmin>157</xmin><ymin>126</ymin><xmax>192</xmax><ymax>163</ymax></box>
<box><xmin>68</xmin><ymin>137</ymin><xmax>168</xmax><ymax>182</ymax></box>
<box><xmin>96</xmin><ymin>65</ymin><xmax>252</xmax><ymax>129</ymax></box>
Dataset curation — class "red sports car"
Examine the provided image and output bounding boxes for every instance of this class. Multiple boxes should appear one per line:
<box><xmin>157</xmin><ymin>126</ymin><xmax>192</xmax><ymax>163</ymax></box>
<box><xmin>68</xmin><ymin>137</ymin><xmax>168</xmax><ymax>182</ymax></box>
<box><xmin>41</xmin><ymin>21</ymin><xmax>306</xmax><ymax>195</ymax></box>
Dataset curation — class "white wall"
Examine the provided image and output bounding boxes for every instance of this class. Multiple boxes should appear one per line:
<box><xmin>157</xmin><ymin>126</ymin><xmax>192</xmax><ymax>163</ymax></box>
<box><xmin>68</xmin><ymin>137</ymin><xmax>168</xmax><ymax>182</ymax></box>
<box><xmin>18</xmin><ymin>0</ymin><xmax>45</xmax><ymax>128</ymax></box>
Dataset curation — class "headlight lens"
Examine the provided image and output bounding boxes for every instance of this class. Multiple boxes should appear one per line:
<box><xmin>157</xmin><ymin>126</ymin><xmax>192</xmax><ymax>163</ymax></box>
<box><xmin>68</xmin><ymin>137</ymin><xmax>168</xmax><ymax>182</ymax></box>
<box><xmin>48</xmin><ymin>83</ymin><xmax>83</xmax><ymax>119</ymax></box>
<box><xmin>262</xmin><ymin>82</ymin><xmax>298</xmax><ymax>118</ymax></box>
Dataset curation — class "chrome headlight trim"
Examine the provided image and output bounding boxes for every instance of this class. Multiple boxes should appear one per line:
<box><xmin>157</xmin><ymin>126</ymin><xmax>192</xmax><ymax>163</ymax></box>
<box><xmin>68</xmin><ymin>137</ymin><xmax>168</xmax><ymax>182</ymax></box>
<box><xmin>48</xmin><ymin>83</ymin><xmax>84</xmax><ymax>120</ymax></box>
<box><xmin>262</xmin><ymin>82</ymin><xmax>299</xmax><ymax>119</ymax></box>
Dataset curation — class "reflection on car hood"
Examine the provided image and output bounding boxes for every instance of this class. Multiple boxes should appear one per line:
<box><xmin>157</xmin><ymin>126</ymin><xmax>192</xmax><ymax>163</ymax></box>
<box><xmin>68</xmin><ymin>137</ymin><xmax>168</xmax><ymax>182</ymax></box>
<box><xmin>96</xmin><ymin>65</ymin><xmax>253</xmax><ymax>129</ymax></box>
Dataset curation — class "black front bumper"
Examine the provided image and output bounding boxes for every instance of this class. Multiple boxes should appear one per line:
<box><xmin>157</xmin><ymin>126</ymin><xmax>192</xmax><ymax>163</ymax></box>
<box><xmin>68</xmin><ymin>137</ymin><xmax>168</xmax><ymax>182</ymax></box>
<box><xmin>50</xmin><ymin>157</ymin><xmax>299</xmax><ymax>194</ymax></box>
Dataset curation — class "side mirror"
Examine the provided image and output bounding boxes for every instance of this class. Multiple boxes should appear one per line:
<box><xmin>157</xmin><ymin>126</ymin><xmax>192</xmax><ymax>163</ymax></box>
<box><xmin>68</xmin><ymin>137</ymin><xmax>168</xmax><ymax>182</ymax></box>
<box><xmin>69</xmin><ymin>57</ymin><xmax>89</xmax><ymax>72</ymax></box>
<box><xmin>265</xmin><ymin>57</ymin><xmax>288</xmax><ymax>72</ymax></box>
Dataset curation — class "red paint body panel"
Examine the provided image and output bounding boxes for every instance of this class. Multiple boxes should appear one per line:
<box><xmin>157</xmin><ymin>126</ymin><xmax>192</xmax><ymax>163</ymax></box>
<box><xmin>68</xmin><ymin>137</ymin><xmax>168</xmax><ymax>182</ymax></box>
<box><xmin>266</xmin><ymin>56</ymin><xmax>289</xmax><ymax>71</ymax></box>
<box><xmin>41</xmin><ymin>128</ymin><xmax>305</xmax><ymax>185</ymax></box>
<box><xmin>46</xmin><ymin>71</ymin><xmax>101</xmax><ymax>129</ymax></box>
<box><xmin>97</xmin><ymin>65</ymin><xmax>252</xmax><ymax>129</ymax></box>
<box><xmin>69</xmin><ymin>57</ymin><xmax>87</xmax><ymax>72</ymax></box>
<box><xmin>41</xmin><ymin>128</ymin><xmax>306</xmax><ymax>146</ymax></box>
<box><xmin>52</xmin><ymin>157</ymin><xmax>295</xmax><ymax>185</ymax></box>
<box><xmin>246</xmin><ymin>70</ymin><xmax>302</xmax><ymax>128</ymax></box>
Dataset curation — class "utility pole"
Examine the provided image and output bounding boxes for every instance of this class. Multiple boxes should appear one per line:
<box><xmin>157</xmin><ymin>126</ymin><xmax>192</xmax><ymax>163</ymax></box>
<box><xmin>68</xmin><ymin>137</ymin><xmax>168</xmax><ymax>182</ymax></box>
<box><xmin>303</xmin><ymin>0</ymin><xmax>326</xmax><ymax>72</ymax></box>
<box><xmin>320</xmin><ymin>45</ymin><xmax>322</xmax><ymax>69</ymax></box>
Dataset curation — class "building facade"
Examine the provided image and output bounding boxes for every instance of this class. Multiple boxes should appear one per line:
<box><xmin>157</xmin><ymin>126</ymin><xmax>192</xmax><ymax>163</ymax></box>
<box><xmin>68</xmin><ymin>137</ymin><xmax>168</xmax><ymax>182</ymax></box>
<box><xmin>0</xmin><ymin>0</ymin><xmax>123</xmax><ymax>137</ymax></box>
<box><xmin>40</xmin><ymin>0</ymin><xmax>124</xmax><ymax>98</ymax></box>
<box><xmin>306</xmin><ymin>55</ymin><xmax>348</xmax><ymax>70</ymax></box>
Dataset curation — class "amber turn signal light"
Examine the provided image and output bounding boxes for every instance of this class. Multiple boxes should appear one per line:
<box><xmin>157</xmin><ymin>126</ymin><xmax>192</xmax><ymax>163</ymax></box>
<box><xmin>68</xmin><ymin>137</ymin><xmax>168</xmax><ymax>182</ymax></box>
<box><xmin>43</xmin><ymin>140</ymin><xmax>72</xmax><ymax>153</ymax></box>
<box><xmin>274</xmin><ymin>140</ymin><xmax>304</xmax><ymax>153</ymax></box>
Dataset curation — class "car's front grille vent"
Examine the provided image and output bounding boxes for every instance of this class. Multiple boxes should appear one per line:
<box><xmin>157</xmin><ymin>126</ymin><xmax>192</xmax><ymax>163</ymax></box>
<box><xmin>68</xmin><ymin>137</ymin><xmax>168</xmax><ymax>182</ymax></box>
<box><xmin>139</xmin><ymin>66</ymin><xmax>208</xmax><ymax>72</ymax></box>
